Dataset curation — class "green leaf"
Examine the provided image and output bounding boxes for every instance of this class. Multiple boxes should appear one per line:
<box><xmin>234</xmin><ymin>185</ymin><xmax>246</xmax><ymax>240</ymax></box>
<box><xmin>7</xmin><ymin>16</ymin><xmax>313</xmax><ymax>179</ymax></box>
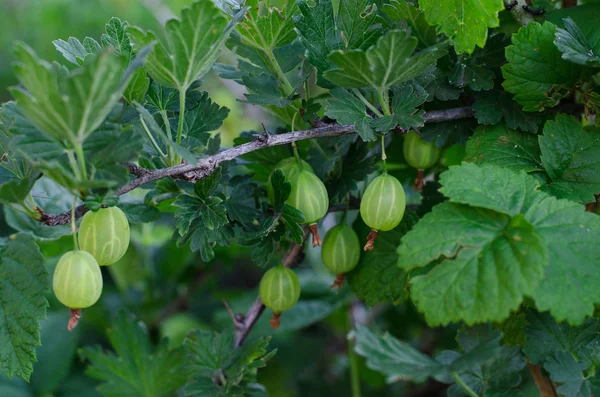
<box><xmin>128</xmin><ymin>2</ymin><xmax>244</xmax><ymax>91</ymax></box>
<box><xmin>419</xmin><ymin>118</ymin><xmax>476</xmax><ymax>148</ymax></box>
<box><xmin>523</xmin><ymin>310</ymin><xmax>600</xmax><ymax>397</ymax></box>
<box><xmin>337</xmin><ymin>0</ymin><xmax>382</xmax><ymax>49</ymax></box>
<box><xmin>293</xmin><ymin>0</ymin><xmax>382</xmax><ymax>86</ymax></box>
<box><xmin>526</xmin><ymin>197</ymin><xmax>600</xmax><ymax>323</ymax></box>
<box><xmin>0</xmin><ymin>120</ymin><xmax>39</xmax><ymax>203</ymax></box>
<box><xmin>135</xmin><ymin>103</ymin><xmax>198</xmax><ymax>164</ymax></box>
<box><xmin>404</xmin><ymin>163</ymin><xmax>600</xmax><ymax>324</ymax></box>
<box><xmin>184</xmin><ymin>331</ymin><xmax>275</xmax><ymax>397</ymax></box>
<box><xmin>0</xmin><ymin>234</ymin><xmax>48</xmax><ymax>381</ymax></box>
<box><xmin>270</xmin><ymin>169</ymin><xmax>305</xmax><ymax>244</ymax></box>
<box><xmin>464</xmin><ymin>124</ymin><xmax>543</xmax><ymax>173</ymax></box>
<box><xmin>555</xmin><ymin>17</ymin><xmax>600</xmax><ymax>67</ymax></box>
<box><xmin>101</xmin><ymin>17</ymin><xmax>133</xmax><ymax>58</ymax></box>
<box><xmin>418</xmin><ymin>0</ymin><xmax>504</xmax><ymax>53</ymax></box>
<box><xmin>544</xmin><ymin>352</ymin><xmax>600</xmax><ymax>397</ymax></box>
<box><xmin>538</xmin><ymin>114</ymin><xmax>600</xmax><ymax>202</ymax></box>
<box><xmin>324</xmin><ymin>88</ymin><xmax>375</xmax><ymax>141</ymax></box>
<box><xmin>241</xmin><ymin>74</ymin><xmax>292</xmax><ymax>108</ymax></box>
<box><xmin>523</xmin><ymin>310</ymin><xmax>599</xmax><ymax>365</ymax></box>
<box><xmin>270</xmin><ymin>169</ymin><xmax>291</xmax><ymax>210</ymax></box>
<box><xmin>414</xmin><ymin>66</ymin><xmax>461</xmax><ymax>102</ymax></box>
<box><xmin>438</xmin><ymin>162</ymin><xmax>541</xmax><ymax>216</ymax></box>
<box><xmin>11</xmin><ymin>44</ymin><xmax>130</xmax><ymax>143</ymax></box>
<box><xmin>225</xmin><ymin>182</ymin><xmax>260</xmax><ymax>226</ymax></box>
<box><xmin>405</xmin><ymin>211</ymin><xmax>547</xmax><ymax>325</ymax></box>
<box><xmin>448</xmin><ymin>62</ymin><xmax>495</xmax><ymax>91</ymax></box>
<box><xmin>350</xmin><ymin>325</ymin><xmax>516</xmax><ymax>391</ymax></box>
<box><xmin>245</xmin><ymin>170</ymin><xmax>305</xmax><ymax>266</ymax></box>
<box><xmin>472</xmin><ymin>90</ymin><xmax>541</xmax><ymax>134</ymax></box>
<box><xmin>370</xmin><ymin>84</ymin><xmax>428</xmax><ymax>133</ymax></box>
<box><xmin>347</xmin><ymin>211</ymin><xmax>417</xmax><ymax>306</ymax></box>
<box><xmin>324</xmin><ymin>30</ymin><xmax>446</xmax><ymax>89</ymax></box>
<box><xmin>236</xmin><ymin>1</ymin><xmax>297</xmax><ymax>51</ymax></box>
<box><xmin>349</xmin><ymin>325</ymin><xmax>448</xmax><ymax>383</ymax></box>
<box><xmin>383</xmin><ymin>0</ymin><xmax>437</xmax><ymax>47</ymax></box>
<box><xmin>80</xmin><ymin>310</ymin><xmax>187</xmax><ymax>397</ymax></box>
<box><xmin>502</xmin><ymin>22</ymin><xmax>591</xmax><ymax>112</ymax></box>
<box><xmin>327</xmin><ymin>139</ymin><xmax>375</xmax><ymax>201</ymax></box>
<box><xmin>30</xmin><ymin>312</ymin><xmax>79</xmax><ymax>395</ymax></box>
<box><xmin>53</xmin><ymin>37</ymin><xmax>95</xmax><ymax>65</ymax></box>
<box><xmin>173</xmin><ymin>92</ymin><xmax>230</xmax><ymax>146</ymax></box>
<box><xmin>445</xmin><ymin>326</ymin><xmax>526</xmax><ymax>396</ymax></box>
<box><xmin>174</xmin><ymin>169</ymin><xmax>229</xmax><ymax>260</ymax></box>
<box><xmin>119</xmin><ymin>203</ymin><xmax>160</xmax><ymax>224</ymax></box>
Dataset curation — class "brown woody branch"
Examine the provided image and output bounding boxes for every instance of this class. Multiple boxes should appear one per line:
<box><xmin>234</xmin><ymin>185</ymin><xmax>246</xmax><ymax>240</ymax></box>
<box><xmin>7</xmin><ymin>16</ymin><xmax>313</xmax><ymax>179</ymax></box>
<box><xmin>37</xmin><ymin>106</ymin><xmax>473</xmax><ymax>226</ymax></box>
<box><xmin>527</xmin><ymin>362</ymin><xmax>557</xmax><ymax>397</ymax></box>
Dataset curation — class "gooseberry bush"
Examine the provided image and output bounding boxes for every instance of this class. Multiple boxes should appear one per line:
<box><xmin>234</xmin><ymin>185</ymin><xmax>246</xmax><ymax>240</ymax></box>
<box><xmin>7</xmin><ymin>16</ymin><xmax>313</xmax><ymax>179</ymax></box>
<box><xmin>1</xmin><ymin>0</ymin><xmax>600</xmax><ymax>396</ymax></box>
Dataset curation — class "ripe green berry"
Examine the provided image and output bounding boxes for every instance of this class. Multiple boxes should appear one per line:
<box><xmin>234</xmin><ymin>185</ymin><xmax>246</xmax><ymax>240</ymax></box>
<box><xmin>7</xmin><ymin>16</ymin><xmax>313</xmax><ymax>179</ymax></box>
<box><xmin>53</xmin><ymin>250</ymin><xmax>103</xmax><ymax>309</ymax></box>
<box><xmin>403</xmin><ymin>131</ymin><xmax>441</xmax><ymax>170</ymax></box>
<box><xmin>403</xmin><ymin>131</ymin><xmax>441</xmax><ymax>191</ymax></box>
<box><xmin>267</xmin><ymin>158</ymin><xmax>314</xmax><ymax>203</ymax></box>
<box><xmin>78</xmin><ymin>206</ymin><xmax>130</xmax><ymax>266</ymax></box>
<box><xmin>287</xmin><ymin>170</ymin><xmax>329</xmax><ymax>247</ymax></box>
<box><xmin>259</xmin><ymin>266</ymin><xmax>301</xmax><ymax>329</ymax></box>
<box><xmin>360</xmin><ymin>173</ymin><xmax>406</xmax><ymax>250</ymax></box>
<box><xmin>321</xmin><ymin>222</ymin><xmax>361</xmax><ymax>290</ymax></box>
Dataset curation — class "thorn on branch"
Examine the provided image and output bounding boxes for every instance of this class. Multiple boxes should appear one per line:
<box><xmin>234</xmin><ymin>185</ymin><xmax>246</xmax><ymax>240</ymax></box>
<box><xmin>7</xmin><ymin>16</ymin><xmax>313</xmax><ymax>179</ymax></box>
<box><xmin>223</xmin><ymin>299</ymin><xmax>245</xmax><ymax>331</ymax></box>
<box><xmin>124</xmin><ymin>162</ymin><xmax>150</xmax><ymax>177</ymax></box>
<box><xmin>252</xmin><ymin>124</ymin><xmax>271</xmax><ymax>144</ymax></box>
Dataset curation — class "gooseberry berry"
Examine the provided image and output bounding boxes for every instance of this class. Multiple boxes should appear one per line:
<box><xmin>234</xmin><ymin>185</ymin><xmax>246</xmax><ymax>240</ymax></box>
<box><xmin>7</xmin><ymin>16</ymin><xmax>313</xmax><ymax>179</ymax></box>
<box><xmin>259</xmin><ymin>266</ymin><xmax>301</xmax><ymax>329</ymax></box>
<box><xmin>287</xmin><ymin>170</ymin><xmax>329</xmax><ymax>247</ymax></box>
<box><xmin>403</xmin><ymin>130</ymin><xmax>441</xmax><ymax>191</ymax></box>
<box><xmin>78</xmin><ymin>206</ymin><xmax>130</xmax><ymax>266</ymax></box>
<box><xmin>321</xmin><ymin>222</ymin><xmax>360</xmax><ymax>290</ymax></box>
<box><xmin>359</xmin><ymin>173</ymin><xmax>406</xmax><ymax>251</ymax></box>
<box><xmin>53</xmin><ymin>250</ymin><xmax>103</xmax><ymax>330</ymax></box>
<box><xmin>267</xmin><ymin>157</ymin><xmax>314</xmax><ymax>203</ymax></box>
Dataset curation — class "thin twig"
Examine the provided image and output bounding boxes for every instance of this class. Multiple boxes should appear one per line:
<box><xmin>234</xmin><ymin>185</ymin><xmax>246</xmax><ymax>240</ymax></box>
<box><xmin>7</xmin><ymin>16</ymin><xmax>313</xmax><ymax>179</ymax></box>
<box><xmin>37</xmin><ymin>106</ymin><xmax>474</xmax><ymax>226</ymax></box>
<box><xmin>230</xmin><ymin>228</ymin><xmax>309</xmax><ymax>347</ymax></box>
<box><xmin>527</xmin><ymin>362</ymin><xmax>557</xmax><ymax>397</ymax></box>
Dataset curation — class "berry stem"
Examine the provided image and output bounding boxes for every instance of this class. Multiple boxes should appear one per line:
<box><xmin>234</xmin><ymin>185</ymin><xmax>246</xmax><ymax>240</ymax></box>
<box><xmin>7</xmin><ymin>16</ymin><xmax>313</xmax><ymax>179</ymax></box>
<box><xmin>364</xmin><ymin>229</ymin><xmax>378</xmax><ymax>251</ymax></box>
<box><xmin>329</xmin><ymin>274</ymin><xmax>347</xmax><ymax>292</ymax></box>
<box><xmin>414</xmin><ymin>169</ymin><xmax>425</xmax><ymax>191</ymax></box>
<box><xmin>68</xmin><ymin>308</ymin><xmax>81</xmax><ymax>331</ymax></box>
<box><xmin>270</xmin><ymin>312</ymin><xmax>281</xmax><ymax>329</ymax></box>
<box><xmin>291</xmin><ymin>112</ymin><xmax>303</xmax><ymax>170</ymax></box>
<box><xmin>308</xmin><ymin>223</ymin><xmax>322</xmax><ymax>247</ymax></box>
<box><xmin>70</xmin><ymin>196</ymin><xmax>79</xmax><ymax>251</ymax></box>
<box><xmin>174</xmin><ymin>87</ymin><xmax>187</xmax><ymax>164</ymax></box>
<box><xmin>451</xmin><ymin>372</ymin><xmax>479</xmax><ymax>397</ymax></box>
<box><xmin>380</xmin><ymin>136</ymin><xmax>387</xmax><ymax>172</ymax></box>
